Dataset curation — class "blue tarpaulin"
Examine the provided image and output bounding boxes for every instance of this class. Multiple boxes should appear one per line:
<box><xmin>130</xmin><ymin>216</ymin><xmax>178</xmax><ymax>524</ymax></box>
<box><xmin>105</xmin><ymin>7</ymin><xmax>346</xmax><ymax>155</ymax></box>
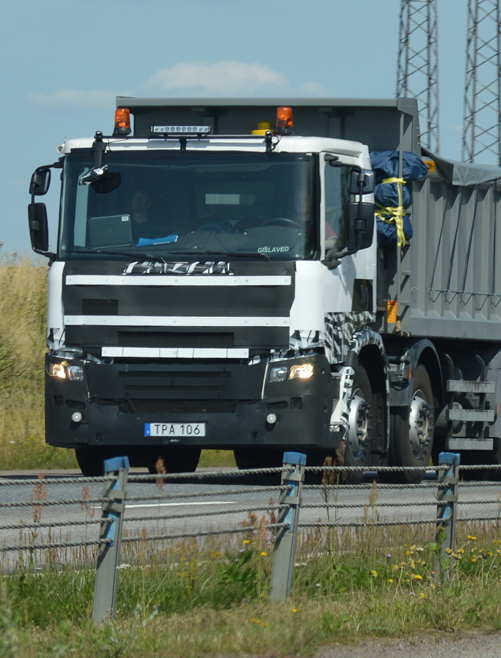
<box><xmin>370</xmin><ymin>151</ymin><xmax>429</xmax><ymax>183</ymax></box>
<box><xmin>370</xmin><ymin>151</ymin><xmax>429</xmax><ymax>247</ymax></box>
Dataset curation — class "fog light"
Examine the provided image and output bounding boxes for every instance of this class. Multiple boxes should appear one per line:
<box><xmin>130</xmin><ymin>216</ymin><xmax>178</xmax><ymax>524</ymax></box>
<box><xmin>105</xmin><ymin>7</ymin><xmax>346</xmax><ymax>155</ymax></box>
<box><xmin>269</xmin><ymin>366</ymin><xmax>288</xmax><ymax>382</ymax></box>
<box><xmin>71</xmin><ymin>412</ymin><xmax>83</xmax><ymax>423</ymax></box>
<box><xmin>266</xmin><ymin>413</ymin><xmax>278</xmax><ymax>424</ymax></box>
<box><xmin>289</xmin><ymin>363</ymin><xmax>313</xmax><ymax>379</ymax></box>
<box><xmin>68</xmin><ymin>365</ymin><xmax>84</xmax><ymax>381</ymax></box>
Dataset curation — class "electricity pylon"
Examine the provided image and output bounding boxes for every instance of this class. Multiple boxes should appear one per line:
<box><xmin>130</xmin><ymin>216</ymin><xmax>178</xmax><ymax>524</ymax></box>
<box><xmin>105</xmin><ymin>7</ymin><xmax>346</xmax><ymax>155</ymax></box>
<box><xmin>462</xmin><ymin>0</ymin><xmax>501</xmax><ymax>164</ymax></box>
<box><xmin>397</xmin><ymin>0</ymin><xmax>440</xmax><ymax>153</ymax></box>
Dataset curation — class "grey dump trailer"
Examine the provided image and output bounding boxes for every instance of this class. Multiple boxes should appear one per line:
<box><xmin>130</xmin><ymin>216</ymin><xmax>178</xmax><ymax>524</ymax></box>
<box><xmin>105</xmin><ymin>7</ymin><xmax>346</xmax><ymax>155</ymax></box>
<box><xmin>28</xmin><ymin>97</ymin><xmax>501</xmax><ymax>481</ymax></box>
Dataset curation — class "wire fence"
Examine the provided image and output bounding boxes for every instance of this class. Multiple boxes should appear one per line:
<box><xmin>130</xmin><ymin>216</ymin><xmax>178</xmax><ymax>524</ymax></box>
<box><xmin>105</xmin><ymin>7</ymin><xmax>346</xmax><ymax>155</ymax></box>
<box><xmin>1</xmin><ymin>452</ymin><xmax>500</xmax><ymax>622</ymax></box>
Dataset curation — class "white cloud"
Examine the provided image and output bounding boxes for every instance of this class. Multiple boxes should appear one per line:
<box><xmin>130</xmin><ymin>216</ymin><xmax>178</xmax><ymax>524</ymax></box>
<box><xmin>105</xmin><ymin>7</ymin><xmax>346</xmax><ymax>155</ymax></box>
<box><xmin>27</xmin><ymin>88</ymin><xmax>126</xmax><ymax>110</ymax></box>
<box><xmin>144</xmin><ymin>61</ymin><xmax>289</xmax><ymax>96</ymax></box>
<box><xmin>294</xmin><ymin>81</ymin><xmax>333</xmax><ymax>97</ymax></box>
<box><xmin>26</xmin><ymin>62</ymin><xmax>334</xmax><ymax>113</ymax></box>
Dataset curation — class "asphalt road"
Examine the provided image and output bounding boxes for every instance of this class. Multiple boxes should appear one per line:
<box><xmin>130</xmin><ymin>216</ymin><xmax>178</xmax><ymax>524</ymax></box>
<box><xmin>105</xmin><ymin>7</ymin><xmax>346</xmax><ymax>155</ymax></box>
<box><xmin>1</xmin><ymin>468</ymin><xmax>501</xmax><ymax>563</ymax></box>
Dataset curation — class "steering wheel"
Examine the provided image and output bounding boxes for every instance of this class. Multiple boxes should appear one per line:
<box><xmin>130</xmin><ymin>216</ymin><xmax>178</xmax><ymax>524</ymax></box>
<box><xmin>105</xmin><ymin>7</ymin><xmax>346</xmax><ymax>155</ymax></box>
<box><xmin>197</xmin><ymin>221</ymin><xmax>231</xmax><ymax>233</ymax></box>
<box><xmin>261</xmin><ymin>218</ymin><xmax>303</xmax><ymax>229</ymax></box>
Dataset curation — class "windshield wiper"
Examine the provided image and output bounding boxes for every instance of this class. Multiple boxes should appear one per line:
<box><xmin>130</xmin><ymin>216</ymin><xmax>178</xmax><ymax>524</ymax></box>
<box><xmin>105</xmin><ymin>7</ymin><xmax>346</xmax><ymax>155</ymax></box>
<box><xmin>70</xmin><ymin>248</ymin><xmax>166</xmax><ymax>262</ymax></box>
<box><xmin>191</xmin><ymin>250</ymin><xmax>271</xmax><ymax>261</ymax></box>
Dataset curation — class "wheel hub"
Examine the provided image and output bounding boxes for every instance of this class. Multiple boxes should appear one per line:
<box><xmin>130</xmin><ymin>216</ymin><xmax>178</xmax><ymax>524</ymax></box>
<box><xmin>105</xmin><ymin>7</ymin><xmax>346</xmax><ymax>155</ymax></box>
<box><xmin>348</xmin><ymin>388</ymin><xmax>371</xmax><ymax>461</ymax></box>
<box><xmin>409</xmin><ymin>391</ymin><xmax>432</xmax><ymax>458</ymax></box>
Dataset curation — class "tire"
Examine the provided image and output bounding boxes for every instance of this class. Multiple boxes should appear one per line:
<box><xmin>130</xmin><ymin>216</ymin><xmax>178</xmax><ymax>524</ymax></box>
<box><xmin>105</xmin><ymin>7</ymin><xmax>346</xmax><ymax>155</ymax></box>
<box><xmin>389</xmin><ymin>364</ymin><xmax>434</xmax><ymax>484</ymax></box>
<box><xmin>343</xmin><ymin>365</ymin><xmax>374</xmax><ymax>484</ymax></box>
<box><xmin>146</xmin><ymin>447</ymin><xmax>201</xmax><ymax>474</ymax></box>
<box><xmin>75</xmin><ymin>448</ymin><xmax>105</xmax><ymax>477</ymax></box>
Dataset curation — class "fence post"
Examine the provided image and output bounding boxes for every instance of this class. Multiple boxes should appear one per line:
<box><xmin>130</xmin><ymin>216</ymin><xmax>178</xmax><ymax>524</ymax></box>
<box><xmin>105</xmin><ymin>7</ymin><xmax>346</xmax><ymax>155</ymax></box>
<box><xmin>269</xmin><ymin>451</ymin><xmax>306</xmax><ymax>600</ymax></box>
<box><xmin>92</xmin><ymin>456</ymin><xmax>129</xmax><ymax>623</ymax></box>
<box><xmin>435</xmin><ymin>451</ymin><xmax>460</xmax><ymax>582</ymax></box>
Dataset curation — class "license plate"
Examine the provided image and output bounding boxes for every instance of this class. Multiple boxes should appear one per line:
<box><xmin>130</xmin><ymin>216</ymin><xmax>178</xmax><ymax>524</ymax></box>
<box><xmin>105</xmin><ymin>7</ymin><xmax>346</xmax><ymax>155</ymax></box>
<box><xmin>144</xmin><ymin>423</ymin><xmax>206</xmax><ymax>437</ymax></box>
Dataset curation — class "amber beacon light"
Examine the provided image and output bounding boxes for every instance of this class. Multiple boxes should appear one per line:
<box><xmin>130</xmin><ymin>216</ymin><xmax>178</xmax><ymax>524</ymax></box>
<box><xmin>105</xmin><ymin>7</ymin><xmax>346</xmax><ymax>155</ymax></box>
<box><xmin>276</xmin><ymin>106</ymin><xmax>293</xmax><ymax>132</ymax></box>
<box><xmin>114</xmin><ymin>108</ymin><xmax>131</xmax><ymax>135</ymax></box>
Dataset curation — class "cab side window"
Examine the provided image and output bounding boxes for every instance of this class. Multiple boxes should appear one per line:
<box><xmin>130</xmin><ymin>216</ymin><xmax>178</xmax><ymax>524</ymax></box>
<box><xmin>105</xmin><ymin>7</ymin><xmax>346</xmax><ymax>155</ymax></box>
<box><xmin>324</xmin><ymin>164</ymin><xmax>351</xmax><ymax>251</ymax></box>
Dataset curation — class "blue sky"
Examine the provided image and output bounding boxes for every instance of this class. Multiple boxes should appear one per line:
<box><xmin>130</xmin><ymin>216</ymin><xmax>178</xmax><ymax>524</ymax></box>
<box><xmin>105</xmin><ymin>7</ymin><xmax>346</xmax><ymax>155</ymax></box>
<box><xmin>1</xmin><ymin>0</ymin><xmax>470</xmax><ymax>253</ymax></box>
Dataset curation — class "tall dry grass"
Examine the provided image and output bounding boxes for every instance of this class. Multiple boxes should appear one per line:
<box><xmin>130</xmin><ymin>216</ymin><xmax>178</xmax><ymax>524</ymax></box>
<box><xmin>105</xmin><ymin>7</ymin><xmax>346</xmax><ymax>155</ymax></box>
<box><xmin>0</xmin><ymin>252</ymin><xmax>77</xmax><ymax>469</ymax></box>
<box><xmin>0</xmin><ymin>254</ymin><xmax>234</xmax><ymax>470</ymax></box>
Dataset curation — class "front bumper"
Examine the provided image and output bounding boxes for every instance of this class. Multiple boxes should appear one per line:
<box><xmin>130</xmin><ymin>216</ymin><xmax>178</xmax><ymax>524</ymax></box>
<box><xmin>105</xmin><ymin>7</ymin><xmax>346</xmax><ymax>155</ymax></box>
<box><xmin>45</xmin><ymin>354</ymin><xmax>338</xmax><ymax>450</ymax></box>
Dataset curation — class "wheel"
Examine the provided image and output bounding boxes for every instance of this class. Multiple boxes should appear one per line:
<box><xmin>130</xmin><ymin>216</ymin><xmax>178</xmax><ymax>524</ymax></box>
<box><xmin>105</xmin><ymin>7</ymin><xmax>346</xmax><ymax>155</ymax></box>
<box><xmin>75</xmin><ymin>448</ymin><xmax>105</xmax><ymax>477</ymax></box>
<box><xmin>233</xmin><ymin>448</ymin><xmax>283</xmax><ymax>471</ymax></box>
<box><xmin>261</xmin><ymin>218</ymin><xmax>303</xmax><ymax>228</ymax></box>
<box><xmin>344</xmin><ymin>365</ymin><xmax>373</xmax><ymax>484</ymax></box>
<box><xmin>389</xmin><ymin>364</ymin><xmax>434</xmax><ymax>484</ymax></box>
<box><xmin>146</xmin><ymin>447</ymin><xmax>201</xmax><ymax>474</ymax></box>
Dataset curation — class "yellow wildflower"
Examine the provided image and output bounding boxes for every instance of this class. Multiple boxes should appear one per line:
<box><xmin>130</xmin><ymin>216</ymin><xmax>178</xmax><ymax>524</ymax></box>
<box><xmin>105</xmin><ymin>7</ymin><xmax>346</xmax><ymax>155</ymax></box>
<box><xmin>262</xmin><ymin>622</ymin><xmax>268</xmax><ymax>627</ymax></box>
<box><xmin>420</xmin><ymin>593</ymin><xmax>426</xmax><ymax>599</ymax></box>
<box><xmin>292</xmin><ymin>608</ymin><xmax>298</xmax><ymax>614</ymax></box>
<box><xmin>371</xmin><ymin>570</ymin><xmax>378</xmax><ymax>578</ymax></box>
<box><xmin>261</xmin><ymin>552</ymin><xmax>267</xmax><ymax>557</ymax></box>
<box><xmin>468</xmin><ymin>535</ymin><xmax>477</xmax><ymax>541</ymax></box>
<box><xmin>414</xmin><ymin>574</ymin><xmax>422</xmax><ymax>580</ymax></box>
<box><xmin>243</xmin><ymin>540</ymin><xmax>250</xmax><ymax>544</ymax></box>
<box><xmin>472</xmin><ymin>558</ymin><xmax>477</xmax><ymax>563</ymax></box>
<box><xmin>388</xmin><ymin>578</ymin><xmax>394</xmax><ymax>583</ymax></box>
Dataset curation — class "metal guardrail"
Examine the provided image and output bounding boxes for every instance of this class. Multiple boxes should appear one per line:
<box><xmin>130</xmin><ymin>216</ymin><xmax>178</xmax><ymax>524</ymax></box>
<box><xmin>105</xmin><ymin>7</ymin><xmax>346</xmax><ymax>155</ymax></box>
<box><xmin>0</xmin><ymin>451</ymin><xmax>499</xmax><ymax>622</ymax></box>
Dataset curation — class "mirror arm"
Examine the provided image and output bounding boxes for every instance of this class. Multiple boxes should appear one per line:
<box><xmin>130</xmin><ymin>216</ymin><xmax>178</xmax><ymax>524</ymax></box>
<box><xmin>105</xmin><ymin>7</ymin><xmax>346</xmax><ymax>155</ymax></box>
<box><xmin>93</xmin><ymin>131</ymin><xmax>106</xmax><ymax>168</ymax></box>
<box><xmin>33</xmin><ymin>247</ymin><xmax>56</xmax><ymax>261</ymax></box>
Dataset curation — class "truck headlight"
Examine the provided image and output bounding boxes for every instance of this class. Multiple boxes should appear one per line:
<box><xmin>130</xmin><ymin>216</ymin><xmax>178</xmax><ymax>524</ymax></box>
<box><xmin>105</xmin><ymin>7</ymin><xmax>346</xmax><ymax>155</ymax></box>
<box><xmin>49</xmin><ymin>362</ymin><xmax>67</xmax><ymax>379</ymax></box>
<box><xmin>48</xmin><ymin>362</ymin><xmax>84</xmax><ymax>381</ymax></box>
<box><xmin>289</xmin><ymin>363</ymin><xmax>313</xmax><ymax>380</ymax></box>
<box><xmin>269</xmin><ymin>366</ymin><xmax>288</xmax><ymax>382</ymax></box>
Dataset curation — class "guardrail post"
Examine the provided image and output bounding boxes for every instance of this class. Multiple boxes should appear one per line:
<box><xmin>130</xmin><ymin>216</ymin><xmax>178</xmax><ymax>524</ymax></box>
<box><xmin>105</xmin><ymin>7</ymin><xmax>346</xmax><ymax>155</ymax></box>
<box><xmin>92</xmin><ymin>456</ymin><xmax>129</xmax><ymax>623</ymax></box>
<box><xmin>435</xmin><ymin>451</ymin><xmax>460</xmax><ymax>582</ymax></box>
<box><xmin>269</xmin><ymin>451</ymin><xmax>306</xmax><ymax>600</ymax></box>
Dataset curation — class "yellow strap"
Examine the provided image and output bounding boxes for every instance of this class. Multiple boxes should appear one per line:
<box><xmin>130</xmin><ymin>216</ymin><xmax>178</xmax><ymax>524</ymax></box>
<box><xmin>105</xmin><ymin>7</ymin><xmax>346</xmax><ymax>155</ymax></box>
<box><xmin>382</xmin><ymin>177</ymin><xmax>406</xmax><ymax>185</ymax></box>
<box><xmin>376</xmin><ymin>177</ymin><xmax>406</xmax><ymax>247</ymax></box>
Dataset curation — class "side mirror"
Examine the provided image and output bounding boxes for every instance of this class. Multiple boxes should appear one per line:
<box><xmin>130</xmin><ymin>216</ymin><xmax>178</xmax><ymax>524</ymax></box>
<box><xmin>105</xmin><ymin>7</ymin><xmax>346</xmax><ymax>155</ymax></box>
<box><xmin>350</xmin><ymin>169</ymin><xmax>375</xmax><ymax>195</ymax></box>
<box><xmin>28</xmin><ymin>203</ymin><xmax>49</xmax><ymax>252</ymax></box>
<box><xmin>91</xmin><ymin>171</ymin><xmax>121</xmax><ymax>194</ymax></box>
<box><xmin>29</xmin><ymin>168</ymin><xmax>51</xmax><ymax>196</ymax></box>
<box><xmin>348</xmin><ymin>202</ymin><xmax>375</xmax><ymax>252</ymax></box>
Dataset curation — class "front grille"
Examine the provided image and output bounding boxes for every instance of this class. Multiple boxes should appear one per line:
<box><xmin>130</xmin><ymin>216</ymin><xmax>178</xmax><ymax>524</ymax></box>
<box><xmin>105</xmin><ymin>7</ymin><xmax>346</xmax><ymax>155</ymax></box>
<box><xmin>117</xmin><ymin>332</ymin><xmax>234</xmax><ymax>348</ymax></box>
<box><xmin>120</xmin><ymin>399</ymin><xmax>238</xmax><ymax>414</ymax></box>
<box><xmin>87</xmin><ymin>361</ymin><xmax>265</xmax><ymax>403</ymax></box>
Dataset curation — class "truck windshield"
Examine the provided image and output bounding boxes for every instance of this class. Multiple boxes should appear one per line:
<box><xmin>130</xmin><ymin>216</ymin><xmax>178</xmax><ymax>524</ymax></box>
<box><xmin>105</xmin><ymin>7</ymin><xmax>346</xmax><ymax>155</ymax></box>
<box><xmin>59</xmin><ymin>151</ymin><xmax>317</xmax><ymax>260</ymax></box>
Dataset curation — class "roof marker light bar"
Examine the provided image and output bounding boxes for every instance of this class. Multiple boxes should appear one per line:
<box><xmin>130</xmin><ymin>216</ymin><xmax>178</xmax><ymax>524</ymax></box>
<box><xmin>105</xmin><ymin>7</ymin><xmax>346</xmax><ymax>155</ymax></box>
<box><xmin>151</xmin><ymin>125</ymin><xmax>211</xmax><ymax>134</ymax></box>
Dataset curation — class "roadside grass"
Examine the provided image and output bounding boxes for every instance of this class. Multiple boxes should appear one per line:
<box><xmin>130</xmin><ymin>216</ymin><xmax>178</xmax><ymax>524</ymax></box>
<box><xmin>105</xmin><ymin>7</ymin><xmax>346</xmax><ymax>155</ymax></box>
<box><xmin>199</xmin><ymin>449</ymin><xmax>236</xmax><ymax>468</ymax></box>
<box><xmin>3</xmin><ymin>517</ymin><xmax>501</xmax><ymax>656</ymax></box>
<box><xmin>0</xmin><ymin>254</ymin><xmax>75</xmax><ymax>470</ymax></box>
<box><xmin>0</xmin><ymin>255</ymin><xmax>235</xmax><ymax>471</ymax></box>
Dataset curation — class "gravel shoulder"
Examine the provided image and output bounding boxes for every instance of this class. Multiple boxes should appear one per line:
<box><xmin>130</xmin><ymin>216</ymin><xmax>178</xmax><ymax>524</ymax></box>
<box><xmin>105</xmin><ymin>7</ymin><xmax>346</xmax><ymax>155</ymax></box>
<box><xmin>314</xmin><ymin>631</ymin><xmax>501</xmax><ymax>658</ymax></box>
